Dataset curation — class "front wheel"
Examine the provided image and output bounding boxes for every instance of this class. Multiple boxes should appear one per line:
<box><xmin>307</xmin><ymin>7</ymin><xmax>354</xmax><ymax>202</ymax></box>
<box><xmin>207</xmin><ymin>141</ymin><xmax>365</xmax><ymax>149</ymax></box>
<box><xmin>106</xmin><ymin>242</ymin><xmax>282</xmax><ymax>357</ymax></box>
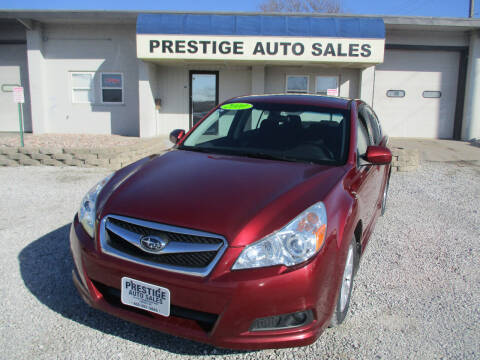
<box><xmin>330</xmin><ymin>238</ymin><xmax>356</xmax><ymax>326</ymax></box>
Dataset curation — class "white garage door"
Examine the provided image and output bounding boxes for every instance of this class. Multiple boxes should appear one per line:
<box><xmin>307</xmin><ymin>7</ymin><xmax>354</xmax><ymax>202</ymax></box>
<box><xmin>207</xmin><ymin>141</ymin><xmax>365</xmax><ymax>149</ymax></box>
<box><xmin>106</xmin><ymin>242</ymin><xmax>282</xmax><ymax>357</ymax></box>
<box><xmin>373</xmin><ymin>50</ymin><xmax>459</xmax><ymax>138</ymax></box>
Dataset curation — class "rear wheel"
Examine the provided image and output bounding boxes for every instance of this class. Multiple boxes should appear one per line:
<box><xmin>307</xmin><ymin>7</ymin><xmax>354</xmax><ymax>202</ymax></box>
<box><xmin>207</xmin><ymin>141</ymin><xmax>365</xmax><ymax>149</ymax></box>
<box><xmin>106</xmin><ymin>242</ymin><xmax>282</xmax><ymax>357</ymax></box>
<box><xmin>330</xmin><ymin>238</ymin><xmax>356</xmax><ymax>326</ymax></box>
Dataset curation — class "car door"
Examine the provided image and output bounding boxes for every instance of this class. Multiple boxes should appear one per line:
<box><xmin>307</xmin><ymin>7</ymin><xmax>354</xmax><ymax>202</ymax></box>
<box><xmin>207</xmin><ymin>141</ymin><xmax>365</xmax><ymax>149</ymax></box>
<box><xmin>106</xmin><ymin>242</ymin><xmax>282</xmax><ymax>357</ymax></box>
<box><xmin>362</xmin><ymin>105</ymin><xmax>388</xmax><ymax>208</ymax></box>
<box><xmin>351</xmin><ymin>109</ymin><xmax>382</xmax><ymax>244</ymax></box>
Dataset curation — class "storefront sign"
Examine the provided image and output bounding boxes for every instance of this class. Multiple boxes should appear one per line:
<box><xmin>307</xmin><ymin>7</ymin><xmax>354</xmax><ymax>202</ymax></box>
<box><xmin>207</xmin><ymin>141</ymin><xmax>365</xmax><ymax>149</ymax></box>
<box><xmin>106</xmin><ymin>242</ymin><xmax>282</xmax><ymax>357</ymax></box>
<box><xmin>137</xmin><ymin>35</ymin><xmax>385</xmax><ymax>63</ymax></box>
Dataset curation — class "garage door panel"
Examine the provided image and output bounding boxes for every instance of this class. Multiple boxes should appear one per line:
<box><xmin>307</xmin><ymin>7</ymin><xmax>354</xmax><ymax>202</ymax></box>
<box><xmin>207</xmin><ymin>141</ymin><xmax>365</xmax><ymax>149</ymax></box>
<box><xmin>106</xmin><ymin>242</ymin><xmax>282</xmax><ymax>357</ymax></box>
<box><xmin>373</xmin><ymin>50</ymin><xmax>459</xmax><ymax>138</ymax></box>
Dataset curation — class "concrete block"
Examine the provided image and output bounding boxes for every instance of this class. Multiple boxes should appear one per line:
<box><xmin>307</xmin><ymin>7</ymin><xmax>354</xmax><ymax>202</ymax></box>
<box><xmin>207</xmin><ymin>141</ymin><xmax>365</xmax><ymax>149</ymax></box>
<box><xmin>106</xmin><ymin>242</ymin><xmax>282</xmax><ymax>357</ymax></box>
<box><xmin>68</xmin><ymin>148</ymin><xmax>94</xmax><ymax>155</ymax></box>
<box><xmin>41</xmin><ymin>159</ymin><xmax>64</xmax><ymax>166</ymax></box>
<box><xmin>31</xmin><ymin>153</ymin><xmax>51</xmax><ymax>161</ymax></box>
<box><xmin>0</xmin><ymin>147</ymin><xmax>19</xmax><ymax>156</ymax></box>
<box><xmin>53</xmin><ymin>153</ymin><xmax>73</xmax><ymax>161</ymax></box>
<box><xmin>8</xmin><ymin>153</ymin><xmax>30</xmax><ymax>161</ymax></box>
<box><xmin>19</xmin><ymin>158</ymin><xmax>41</xmax><ymax>166</ymax></box>
<box><xmin>63</xmin><ymin>158</ymin><xmax>84</xmax><ymax>166</ymax></box>
<box><xmin>39</xmin><ymin>147</ymin><xmax>63</xmax><ymax>155</ymax></box>
<box><xmin>18</xmin><ymin>147</ymin><xmax>39</xmax><ymax>155</ymax></box>
<box><xmin>0</xmin><ymin>158</ymin><xmax>19</xmax><ymax>166</ymax></box>
<box><xmin>74</xmin><ymin>153</ymin><xmax>98</xmax><ymax>161</ymax></box>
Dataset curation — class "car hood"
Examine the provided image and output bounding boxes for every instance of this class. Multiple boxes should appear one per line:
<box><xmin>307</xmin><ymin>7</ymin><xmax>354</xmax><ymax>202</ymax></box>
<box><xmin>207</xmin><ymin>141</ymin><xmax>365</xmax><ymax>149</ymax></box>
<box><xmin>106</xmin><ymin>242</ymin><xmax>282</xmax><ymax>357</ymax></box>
<box><xmin>100</xmin><ymin>150</ymin><xmax>346</xmax><ymax>246</ymax></box>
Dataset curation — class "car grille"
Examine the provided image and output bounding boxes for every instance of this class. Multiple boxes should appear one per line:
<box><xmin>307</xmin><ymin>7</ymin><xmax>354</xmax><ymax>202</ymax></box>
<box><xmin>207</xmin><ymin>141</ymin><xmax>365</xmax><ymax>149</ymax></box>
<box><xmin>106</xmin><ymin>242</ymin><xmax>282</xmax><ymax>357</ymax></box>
<box><xmin>99</xmin><ymin>215</ymin><xmax>227</xmax><ymax>277</ymax></box>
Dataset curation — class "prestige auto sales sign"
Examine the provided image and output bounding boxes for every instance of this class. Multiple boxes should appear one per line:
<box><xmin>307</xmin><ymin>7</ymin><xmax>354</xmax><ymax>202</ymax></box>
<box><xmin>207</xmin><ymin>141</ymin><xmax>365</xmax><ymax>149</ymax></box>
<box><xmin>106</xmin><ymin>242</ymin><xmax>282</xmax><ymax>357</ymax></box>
<box><xmin>137</xmin><ymin>35</ymin><xmax>385</xmax><ymax>63</ymax></box>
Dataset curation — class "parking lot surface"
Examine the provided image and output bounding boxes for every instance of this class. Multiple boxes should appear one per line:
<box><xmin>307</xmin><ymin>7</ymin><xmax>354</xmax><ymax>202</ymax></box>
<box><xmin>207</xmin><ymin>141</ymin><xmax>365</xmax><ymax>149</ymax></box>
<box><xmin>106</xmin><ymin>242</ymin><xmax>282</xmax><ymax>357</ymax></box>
<box><xmin>0</xmin><ymin>161</ymin><xmax>478</xmax><ymax>359</ymax></box>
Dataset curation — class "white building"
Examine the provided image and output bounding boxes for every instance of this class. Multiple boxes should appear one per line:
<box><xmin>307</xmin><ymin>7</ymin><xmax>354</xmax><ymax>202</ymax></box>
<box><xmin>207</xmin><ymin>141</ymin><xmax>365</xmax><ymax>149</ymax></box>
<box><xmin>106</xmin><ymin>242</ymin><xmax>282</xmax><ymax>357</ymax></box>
<box><xmin>1</xmin><ymin>10</ymin><xmax>479</xmax><ymax>140</ymax></box>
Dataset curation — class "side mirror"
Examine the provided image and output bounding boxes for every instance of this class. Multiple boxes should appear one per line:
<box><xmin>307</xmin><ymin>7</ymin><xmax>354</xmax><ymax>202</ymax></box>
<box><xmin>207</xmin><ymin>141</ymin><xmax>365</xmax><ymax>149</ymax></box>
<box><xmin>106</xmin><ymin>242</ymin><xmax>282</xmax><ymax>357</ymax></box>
<box><xmin>169</xmin><ymin>129</ymin><xmax>185</xmax><ymax>145</ymax></box>
<box><xmin>365</xmin><ymin>145</ymin><xmax>392</xmax><ymax>165</ymax></box>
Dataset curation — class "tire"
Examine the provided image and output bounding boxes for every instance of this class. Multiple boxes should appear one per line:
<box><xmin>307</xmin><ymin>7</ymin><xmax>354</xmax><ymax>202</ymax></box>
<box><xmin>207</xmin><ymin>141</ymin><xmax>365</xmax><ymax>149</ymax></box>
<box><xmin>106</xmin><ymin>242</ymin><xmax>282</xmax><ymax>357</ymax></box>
<box><xmin>330</xmin><ymin>237</ymin><xmax>356</xmax><ymax>327</ymax></box>
<box><xmin>381</xmin><ymin>175</ymin><xmax>390</xmax><ymax>216</ymax></box>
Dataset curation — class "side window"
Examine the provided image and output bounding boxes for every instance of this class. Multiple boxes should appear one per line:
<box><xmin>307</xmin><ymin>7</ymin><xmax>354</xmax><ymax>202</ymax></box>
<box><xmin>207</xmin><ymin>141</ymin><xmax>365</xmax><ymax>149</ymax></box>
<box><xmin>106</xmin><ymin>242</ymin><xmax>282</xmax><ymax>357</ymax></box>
<box><xmin>364</xmin><ymin>106</ymin><xmax>382</xmax><ymax>144</ymax></box>
<box><xmin>286</xmin><ymin>75</ymin><xmax>309</xmax><ymax>93</ymax></box>
<box><xmin>101</xmin><ymin>73</ymin><xmax>124</xmax><ymax>104</ymax></box>
<box><xmin>71</xmin><ymin>72</ymin><xmax>95</xmax><ymax>103</ymax></box>
<box><xmin>357</xmin><ymin>115</ymin><xmax>371</xmax><ymax>160</ymax></box>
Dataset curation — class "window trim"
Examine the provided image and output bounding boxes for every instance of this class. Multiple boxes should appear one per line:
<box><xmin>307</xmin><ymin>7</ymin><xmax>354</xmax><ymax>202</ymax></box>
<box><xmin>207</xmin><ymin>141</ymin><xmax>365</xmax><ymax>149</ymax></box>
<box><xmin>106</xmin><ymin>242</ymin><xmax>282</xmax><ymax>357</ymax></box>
<box><xmin>101</xmin><ymin>72</ymin><xmax>124</xmax><ymax>105</ymax></box>
<box><xmin>422</xmin><ymin>90</ymin><xmax>442</xmax><ymax>98</ymax></box>
<box><xmin>315</xmin><ymin>75</ymin><xmax>340</xmax><ymax>96</ymax></box>
<box><xmin>285</xmin><ymin>75</ymin><xmax>309</xmax><ymax>94</ymax></box>
<box><xmin>71</xmin><ymin>71</ymin><xmax>95</xmax><ymax>104</ymax></box>
<box><xmin>386</xmin><ymin>90</ymin><xmax>405</xmax><ymax>98</ymax></box>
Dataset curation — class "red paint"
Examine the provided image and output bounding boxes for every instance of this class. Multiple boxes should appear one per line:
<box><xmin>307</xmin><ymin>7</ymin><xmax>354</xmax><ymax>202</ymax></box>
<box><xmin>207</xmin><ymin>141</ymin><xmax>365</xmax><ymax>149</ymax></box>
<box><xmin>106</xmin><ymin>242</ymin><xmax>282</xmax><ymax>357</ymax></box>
<box><xmin>365</xmin><ymin>145</ymin><xmax>393</xmax><ymax>165</ymax></box>
<box><xmin>70</xmin><ymin>95</ymin><xmax>391</xmax><ymax>349</ymax></box>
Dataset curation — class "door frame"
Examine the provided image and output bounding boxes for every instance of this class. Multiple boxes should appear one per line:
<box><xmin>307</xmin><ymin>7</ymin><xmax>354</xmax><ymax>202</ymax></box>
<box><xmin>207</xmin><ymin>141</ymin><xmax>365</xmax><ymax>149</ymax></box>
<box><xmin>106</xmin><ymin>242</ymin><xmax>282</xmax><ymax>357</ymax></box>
<box><xmin>189</xmin><ymin>70</ymin><xmax>219</xmax><ymax>129</ymax></box>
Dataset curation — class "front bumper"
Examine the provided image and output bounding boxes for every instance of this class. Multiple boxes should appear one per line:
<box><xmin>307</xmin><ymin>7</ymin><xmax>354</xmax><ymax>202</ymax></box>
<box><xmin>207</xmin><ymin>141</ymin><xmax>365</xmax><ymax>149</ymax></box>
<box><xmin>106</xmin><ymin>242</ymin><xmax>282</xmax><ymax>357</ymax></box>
<box><xmin>70</xmin><ymin>216</ymin><xmax>340</xmax><ymax>350</ymax></box>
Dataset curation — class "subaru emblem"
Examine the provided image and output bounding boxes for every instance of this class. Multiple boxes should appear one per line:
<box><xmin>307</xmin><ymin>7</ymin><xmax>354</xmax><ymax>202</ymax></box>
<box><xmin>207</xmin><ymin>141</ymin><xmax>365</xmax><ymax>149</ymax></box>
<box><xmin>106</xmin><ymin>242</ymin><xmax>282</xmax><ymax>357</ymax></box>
<box><xmin>139</xmin><ymin>235</ymin><xmax>168</xmax><ymax>254</ymax></box>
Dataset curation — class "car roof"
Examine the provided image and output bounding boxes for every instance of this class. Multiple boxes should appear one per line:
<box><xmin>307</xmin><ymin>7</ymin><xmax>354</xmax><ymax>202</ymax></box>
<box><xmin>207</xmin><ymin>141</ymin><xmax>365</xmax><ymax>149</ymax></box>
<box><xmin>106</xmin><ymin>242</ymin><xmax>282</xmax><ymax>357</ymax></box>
<box><xmin>226</xmin><ymin>94</ymin><xmax>353</xmax><ymax>110</ymax></box>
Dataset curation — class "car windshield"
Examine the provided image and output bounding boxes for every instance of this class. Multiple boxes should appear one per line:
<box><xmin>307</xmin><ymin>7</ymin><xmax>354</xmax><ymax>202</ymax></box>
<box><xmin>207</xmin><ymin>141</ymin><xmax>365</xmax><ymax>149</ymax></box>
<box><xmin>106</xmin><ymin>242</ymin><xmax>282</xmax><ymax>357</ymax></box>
<box><xmin>179</xmin><ymin>101</ymin><xmax>350</xmax><ymax>165</ymax></box>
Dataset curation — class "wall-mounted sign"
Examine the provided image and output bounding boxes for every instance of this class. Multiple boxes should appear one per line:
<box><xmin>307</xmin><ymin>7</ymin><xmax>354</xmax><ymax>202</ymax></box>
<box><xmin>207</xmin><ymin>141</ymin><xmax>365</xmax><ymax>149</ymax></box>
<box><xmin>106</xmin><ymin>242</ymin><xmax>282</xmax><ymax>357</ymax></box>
<box><xmin>13</xmin><ymin>86</ymin><xmax>25</xmax><ymax>103</ymax></box>
<box><xmin>137</xmin><ymin>35</ymin><xmax>385</xmax><ymax>64</ymax></box>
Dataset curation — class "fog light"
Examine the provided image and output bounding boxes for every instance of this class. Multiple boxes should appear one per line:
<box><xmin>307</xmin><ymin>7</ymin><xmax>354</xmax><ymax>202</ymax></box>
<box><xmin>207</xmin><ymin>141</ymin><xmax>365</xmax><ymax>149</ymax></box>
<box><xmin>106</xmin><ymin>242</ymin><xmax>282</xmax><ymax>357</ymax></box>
<box><xmin>250</xmin><ymin>310</ymin><xmax>313</xmax><ymax>331</ymax></box>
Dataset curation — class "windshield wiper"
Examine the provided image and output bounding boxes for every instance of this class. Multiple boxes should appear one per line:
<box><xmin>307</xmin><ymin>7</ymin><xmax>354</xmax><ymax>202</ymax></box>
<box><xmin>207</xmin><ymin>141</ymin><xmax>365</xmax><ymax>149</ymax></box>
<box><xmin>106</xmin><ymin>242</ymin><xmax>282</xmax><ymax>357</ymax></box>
<box><xmin>242</xmin><ymin>152</ymin><xmax>301</xmax><ymax>163</ymax></box>
<box><xmin>179</xmin><ymin>146</ymin><xmax>216</xmax><ymax>154</ymax></box>
<box><xmin>179</xmin><ymin>146</ymin><xmax>240</xmax><ymax>156</ymax></box>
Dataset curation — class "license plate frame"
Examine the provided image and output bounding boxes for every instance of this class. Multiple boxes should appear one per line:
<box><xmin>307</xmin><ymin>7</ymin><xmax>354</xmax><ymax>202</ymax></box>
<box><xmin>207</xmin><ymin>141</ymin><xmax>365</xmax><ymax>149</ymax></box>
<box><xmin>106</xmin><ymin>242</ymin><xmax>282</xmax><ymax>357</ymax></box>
<box><xmin>120</xmin><ymin>277</ymin><xmax>170</xmax><ymax>317</ymax></box>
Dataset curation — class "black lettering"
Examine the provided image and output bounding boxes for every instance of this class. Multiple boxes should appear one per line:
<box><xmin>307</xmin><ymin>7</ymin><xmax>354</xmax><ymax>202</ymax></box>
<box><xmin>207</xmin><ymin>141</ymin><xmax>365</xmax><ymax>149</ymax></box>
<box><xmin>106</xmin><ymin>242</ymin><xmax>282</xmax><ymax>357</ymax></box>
<box><xmin>125</xmin><ymin>281</ymin><xmax>131</xmax><ymax>289</ymax></box>
<box><xmin>312</xmin><ymin>43</ymin><xmax>322</xmax><ymax>56</ymax></box>
<box><xmin>324</xmin><ymin>43</ymin><xmax>336</xmax><ymax>56</ymax></box>
<box><xmin>337</xmin><ymin>43</ymin><xmax>347</xmax><ymax>57</ymax></box>
<box><xmin>292</xmin><ymin>42</ymin><xmax>304</xmax><ymax>56</ymax></box>
<box><xmin>187</xmin><ymin>40</ymin><xmax>198</xmax><ymax>54</ymax></box>
<box><xmin>349</xmin><ymin>44</ymin><xmax>359</xmax><ymax>57</ymax></box>
<box><xmin>279</xmin><ymin>42</ymin><xmax>291</xmax><ymax>55</ymax></box>
<box><xmin>266</xmin><ymin>42</ymin><xmax>278</xmax><ymax>55</ymax></box>
<box><xmin>162</xmin><ymin>40</ymin><xmax>173</xmax><ymax>54</ymax></box>
<box><xmin>175</xmin><ymin>40</ymin><xmax>185</xmax><ymax>53</ymax></box>
<box><xmin>233</xmin><ymin>41</ymin><xmax>243</xmax><ymax>54</ymax></box>
<box><xmin>361</xmin><ymin>44</ymin><xmax>372</xmax><ymax>57</ymax></box>
<box><xmin>219</xmin><ymin>41</ymin><xmax>231</xmax><ymax>54</ymax></box>
<box><xmin>212</xmin><ymin>40</ymin><xmax>217</xmax><ymax>54</ymax></box>
<box><xmin>150</xmin><ymin>40</ymin><xmax>160</xmax><ymax>53</ymax></box>
<box><xmin>253</xmin><ymin>42</ymin><xmax>265</xmax><ymax>55</ymax></box>
<box><xmin>199</xmin><ymin>40</ymin><xmax>210</xmax><ymax>54</ymax></box>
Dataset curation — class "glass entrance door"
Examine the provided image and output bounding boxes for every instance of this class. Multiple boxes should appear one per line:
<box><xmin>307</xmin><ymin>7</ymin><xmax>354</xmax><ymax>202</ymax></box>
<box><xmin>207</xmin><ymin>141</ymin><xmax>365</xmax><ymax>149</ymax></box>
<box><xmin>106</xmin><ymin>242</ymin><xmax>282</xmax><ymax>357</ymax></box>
<box><xmin>189</xmin><ymin>71</ymin><xmax>218</xmax><ymax>128</ymax></box>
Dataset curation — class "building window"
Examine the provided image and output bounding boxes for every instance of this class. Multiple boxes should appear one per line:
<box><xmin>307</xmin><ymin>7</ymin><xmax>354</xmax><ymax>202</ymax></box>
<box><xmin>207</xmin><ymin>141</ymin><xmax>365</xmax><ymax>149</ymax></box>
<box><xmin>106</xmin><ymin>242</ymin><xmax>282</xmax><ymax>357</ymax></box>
<box><xmin>101</xmin><ymin>73</ymin><xmax>124</xmax><ymax>103</ymax></box>
<box><xmin>71</xmin><ymin>72</ymin><xmax>94</xmax><ymax>103</ymax></box>
<box><xmin>286</xmin><ymin>75</ymin><xmax>309</xmax><ymax>93</ymax></box>
<box><xmin>423</xmin><ymin>91</ymin><xmax>442</xmax><ymax>98</ymax></box>
<box><xmin>316</xmin><ymin>76</ymin><xmax>339</xmax><ymax>96</ymax></box>
<box><xmin>386</xmin><ymin>90</ymin><xmax>405</xmax><ymax>98</ymax></box>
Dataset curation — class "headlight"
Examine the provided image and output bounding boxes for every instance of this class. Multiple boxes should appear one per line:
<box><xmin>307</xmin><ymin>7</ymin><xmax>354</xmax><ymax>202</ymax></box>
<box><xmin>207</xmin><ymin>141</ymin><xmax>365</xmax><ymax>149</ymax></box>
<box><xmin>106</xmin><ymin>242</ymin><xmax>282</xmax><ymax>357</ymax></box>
<box><xmin>232</xmin><ymin>202</ymin><xmax>327</xmax><ymax>270</ymax></box>
<box><xmin>78</xmin><ymin>173</ymin><xmax>113</xmax><ymax>237</ymax></box>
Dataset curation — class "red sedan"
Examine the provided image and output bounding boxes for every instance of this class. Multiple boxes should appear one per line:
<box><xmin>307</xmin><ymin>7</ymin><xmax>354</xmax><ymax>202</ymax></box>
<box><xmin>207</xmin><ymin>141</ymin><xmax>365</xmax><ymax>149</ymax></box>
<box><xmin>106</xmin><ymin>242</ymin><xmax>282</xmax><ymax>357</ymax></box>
<box><xmin>70</xmin><ymin>94</ymin><xmax>392</xmax><ymax>349</ymax></box>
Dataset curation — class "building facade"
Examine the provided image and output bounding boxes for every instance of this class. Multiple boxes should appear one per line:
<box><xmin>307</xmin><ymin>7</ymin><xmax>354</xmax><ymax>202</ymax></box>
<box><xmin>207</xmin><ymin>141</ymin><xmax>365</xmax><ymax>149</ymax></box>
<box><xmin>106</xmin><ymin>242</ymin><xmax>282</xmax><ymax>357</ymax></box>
<box><xmin>1</xmin><ymin>10</ymin><xmax>479</xmax><ymax>140</ymax></box>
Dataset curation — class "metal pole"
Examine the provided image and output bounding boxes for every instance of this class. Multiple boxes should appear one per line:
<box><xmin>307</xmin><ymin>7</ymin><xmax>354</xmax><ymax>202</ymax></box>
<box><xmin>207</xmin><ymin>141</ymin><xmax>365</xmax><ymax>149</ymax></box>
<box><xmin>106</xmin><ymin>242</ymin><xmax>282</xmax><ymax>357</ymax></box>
<box><xmin>18</xmin><ymin>103</ymin><xmax>24</xmax><ymax>147</ymax></box>
<box><xmin>470</xmin><ymin>0</ymin><xmax>475</xmax><ymax>18</ymax></box>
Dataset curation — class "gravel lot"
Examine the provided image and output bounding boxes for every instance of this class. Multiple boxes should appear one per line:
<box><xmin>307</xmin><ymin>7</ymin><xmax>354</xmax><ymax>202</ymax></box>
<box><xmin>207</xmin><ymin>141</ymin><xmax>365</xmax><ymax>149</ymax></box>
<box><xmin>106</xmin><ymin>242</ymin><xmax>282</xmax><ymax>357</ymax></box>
<box><xmin>0</xmin><ymin>161</ymin><xmax>478</xmax><ymax>359</ymax></box>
